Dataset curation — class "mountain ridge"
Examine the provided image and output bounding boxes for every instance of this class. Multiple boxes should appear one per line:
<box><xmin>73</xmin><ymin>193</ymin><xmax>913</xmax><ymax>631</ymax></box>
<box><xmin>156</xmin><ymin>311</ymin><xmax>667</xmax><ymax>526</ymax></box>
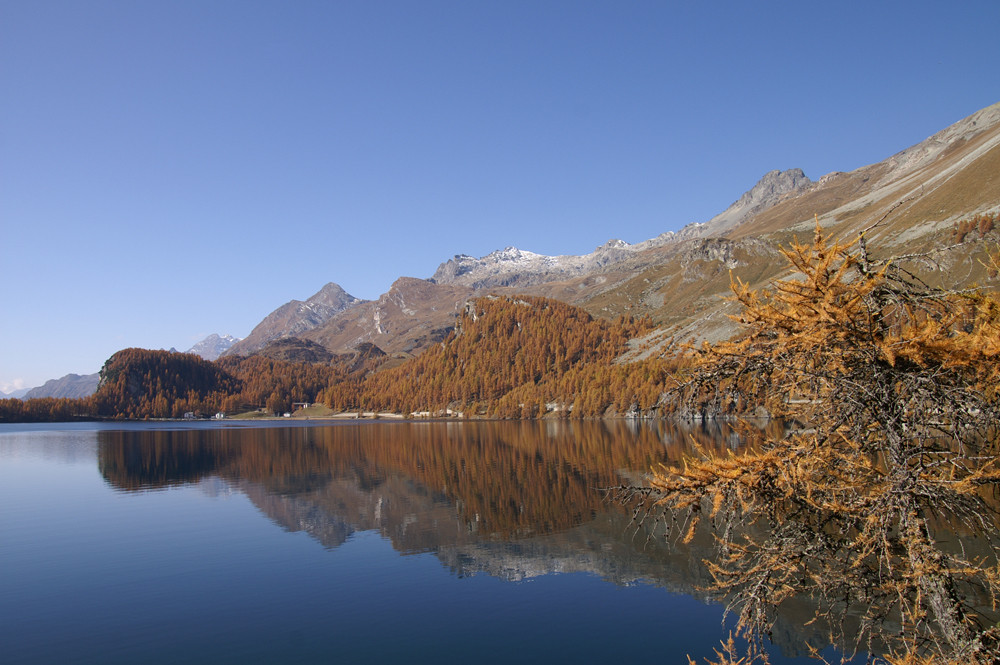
<box><xmin>23</xmin><ymin>373</ymin><xmax>100</xmax><ymax>400</ymax></box>
<box><xmin>217</xmin><ymin>101</ymin><xmax>1000</xmax><ymax>364</ymax></box>
<box><xmin>425</xmin><ymin>167</ymin><xmax>811</xmax><ymax>291</ymax></box>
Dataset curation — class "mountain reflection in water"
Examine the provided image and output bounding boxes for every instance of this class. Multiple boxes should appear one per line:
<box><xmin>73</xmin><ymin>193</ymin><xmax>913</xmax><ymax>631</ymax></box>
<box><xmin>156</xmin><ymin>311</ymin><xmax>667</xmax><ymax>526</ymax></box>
<box><xmin>98</xmin><ymin>419</ymin><xmax>753</xmax><ymax>544</ymax></box>
<box><xmin>93</xmin><ymin>419</ymin><xmax>838</xmax><ymax>659</ymax></box>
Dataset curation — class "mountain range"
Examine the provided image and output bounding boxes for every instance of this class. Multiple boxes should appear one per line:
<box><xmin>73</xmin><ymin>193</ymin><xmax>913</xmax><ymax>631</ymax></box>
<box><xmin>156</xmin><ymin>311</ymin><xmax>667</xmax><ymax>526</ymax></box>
<box><xmin>223</xmin><ymin>101</ymin><xmax>1000</xmax><ymax>363</ymax></box>
<box><xmin>15</xmin><ymin>101</ymin><xmax>1000</xmax><ymax>396</ymax></box>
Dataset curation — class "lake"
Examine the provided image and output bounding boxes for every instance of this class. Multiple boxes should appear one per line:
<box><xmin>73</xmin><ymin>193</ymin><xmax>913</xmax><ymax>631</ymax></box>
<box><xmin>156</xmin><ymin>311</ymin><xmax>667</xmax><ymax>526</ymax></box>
<box><xmin>0</xmin><ymin>420</ymin><xmax>837</xmax><ymax>664</ymax></box>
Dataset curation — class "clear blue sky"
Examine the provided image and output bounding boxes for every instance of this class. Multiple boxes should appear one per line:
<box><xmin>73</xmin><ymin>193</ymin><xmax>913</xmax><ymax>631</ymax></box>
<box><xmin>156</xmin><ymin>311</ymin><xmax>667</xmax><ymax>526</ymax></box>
<box><xmin>2</xmin><ymin>0</ymin><xmax>998</xmax><ymax>392</ymax></box>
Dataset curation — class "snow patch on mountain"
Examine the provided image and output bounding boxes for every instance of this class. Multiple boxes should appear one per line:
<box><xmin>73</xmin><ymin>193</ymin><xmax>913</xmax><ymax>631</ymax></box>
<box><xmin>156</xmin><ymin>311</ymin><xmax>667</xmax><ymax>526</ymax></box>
<box><xmin>187</xmin><ymin>333</ymin><xmax>241</xmax><ymax>361</ymax></box>
<box><xmin>428</xmin><ymin>234</ymin><xmax>676</xmax><ymax>290</ymax></box>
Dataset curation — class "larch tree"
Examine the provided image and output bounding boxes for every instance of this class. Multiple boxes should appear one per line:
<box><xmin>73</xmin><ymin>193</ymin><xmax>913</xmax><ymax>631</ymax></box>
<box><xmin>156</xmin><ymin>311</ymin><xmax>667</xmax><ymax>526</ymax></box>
<box><xmin>615</xmin><ymin>223</ymin><xmax>1000</xmax><ymax>664</ymax></box>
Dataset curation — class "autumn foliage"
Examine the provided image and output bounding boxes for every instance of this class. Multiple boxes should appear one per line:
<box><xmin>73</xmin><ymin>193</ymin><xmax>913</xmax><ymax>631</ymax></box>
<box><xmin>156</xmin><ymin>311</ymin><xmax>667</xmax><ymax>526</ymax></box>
<box><xmin>0</xmin><ymin>347</ymin><xmax>364</xmax><ymax>421</ymax></box>
<box><xmin>323</xmin><ymin>295</ymin><xmax>677</xmax><ymax>418</ymax></box>
<box><xmin>0</xmin><ymin>295</ymin><xmax>686</xmax><ymax>422</ymax></box>
<box><xmin>618</xmin><ymin>226</ymin><xmax>1000</xmax><ymax>663</ymax></box>
<box><xmin>951</xmin><ymin>211</ymin><xmax>998</xmax><ymax>243</ymax></box>
<box><xmin>91</xmin><ymin>348</ymin><xmax>241</xmax><ymax>419</ymax></box>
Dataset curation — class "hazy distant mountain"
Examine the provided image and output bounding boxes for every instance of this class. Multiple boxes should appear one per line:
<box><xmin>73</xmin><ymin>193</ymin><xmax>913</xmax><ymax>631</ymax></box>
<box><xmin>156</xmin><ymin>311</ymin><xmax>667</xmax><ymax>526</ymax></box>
<box><xmin>186</xmin><ymin>333</ymin><xmax>240</xmax><ymax>361</ymax></box>
<box><xmin>226</xmin><ymin>282</ymin><xmax>364</xmax><ymax>356</ymax></box>
<box><xmin>24</xmin><ymin>373</ymin><xmax>100</xmax><ymax>399</ymax></box>
<box><xmin>0</xmin><ymin>387</ymin><xmax>30</xmax><ymax>399</ymax></box>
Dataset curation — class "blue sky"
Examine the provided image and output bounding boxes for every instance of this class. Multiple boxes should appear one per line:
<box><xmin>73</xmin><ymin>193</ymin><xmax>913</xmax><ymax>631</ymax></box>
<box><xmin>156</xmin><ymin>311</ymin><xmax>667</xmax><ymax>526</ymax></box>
<box><xmin>2</xmin><ymin>0</ymin><xmax>999</xmax><ymax>392</ymax></box>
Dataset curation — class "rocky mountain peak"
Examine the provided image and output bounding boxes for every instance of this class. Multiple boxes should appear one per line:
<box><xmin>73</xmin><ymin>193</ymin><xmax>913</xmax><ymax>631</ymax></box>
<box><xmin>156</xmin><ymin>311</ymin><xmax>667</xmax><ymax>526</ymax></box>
<box><xmin>430</xmin><ymin>247</ymin><xmax>542</xmax><ymax>286</ymax></box>
<box><xmin>739</xmin><ymin>168</ymin><xmax>811</xmax><ymax>207</ymax></box>
<box><xmin>226</xmin><ymin>102</ymin><xmax>1000</xmax><ymax>366</ymax></box>
<box><xmin>307</xmin><ymin>282</ymin><xmax>359</xmax><ymax>310</ymax></box>
<box><xmin>489</xmin><ymin>246</ymin><xmax>531</xmax><ymax>262</ymax></box>
<box><xmin>597</xmin><ymin>239</ymin><xmax>630</xmax><ymax>251</ymax></box>
<box><xmin>224</xmin><ymin>282</ymin><xmax>364</xmax><ymax>356</ymax></box>
<box><xmin>694</xmin><ymin>168</ymin><xmax>813</xmax><ymax>238</ymax></box>
<box><xmin>429</xmin><ymin>167</ymin><xmax>815</xmax><ymax>292</ymax></box>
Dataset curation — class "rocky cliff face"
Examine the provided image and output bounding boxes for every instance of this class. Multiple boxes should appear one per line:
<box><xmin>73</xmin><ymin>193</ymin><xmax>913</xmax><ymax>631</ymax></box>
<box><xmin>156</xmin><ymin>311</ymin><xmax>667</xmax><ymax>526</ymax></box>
<box><xmin>586</xmin><ymin>102</ymin><xmax>1000</xmax><ymax>355</ymax></box>
<box><xmin>881</xmin><ymin>102</ymin><xmax>1000</xmax><ymax>180</ymax></box>
<box><xmin>728</xmin><ymin>101</ymin><xmax>1000</xmax><ymax>246</ymax></box>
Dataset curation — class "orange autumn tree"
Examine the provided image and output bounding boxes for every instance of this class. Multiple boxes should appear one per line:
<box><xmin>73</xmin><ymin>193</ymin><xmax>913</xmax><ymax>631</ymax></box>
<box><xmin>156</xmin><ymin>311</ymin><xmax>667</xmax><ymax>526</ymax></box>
<box><xmin>617</xmin><ymin>224</ymin><xmax>1000</xmax><ymax>664</ymax></box>
<box><xmin>333</xmin><ymin>295</ymin><xmax>664</xmax><ymax>418</ymax></box>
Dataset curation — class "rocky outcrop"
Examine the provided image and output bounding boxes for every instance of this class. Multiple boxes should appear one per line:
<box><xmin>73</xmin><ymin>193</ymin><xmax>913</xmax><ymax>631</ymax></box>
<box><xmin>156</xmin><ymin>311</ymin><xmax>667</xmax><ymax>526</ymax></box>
<box><xmin>882</xmin><ymin>101</ymin><xmax>1000</xmax><ymax>179</ymax></box>
<box><xmin>425</xmin><ymin>170</ymin><xmax>811</xmax><ymax>293</ymax></box>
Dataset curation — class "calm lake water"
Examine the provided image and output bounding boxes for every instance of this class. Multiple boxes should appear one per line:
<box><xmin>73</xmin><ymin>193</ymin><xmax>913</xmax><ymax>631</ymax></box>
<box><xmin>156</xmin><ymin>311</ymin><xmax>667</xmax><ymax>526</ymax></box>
<box><xmin>0</xmin><ymin>420</ymin><xmax>837</xmax><ymax>664</ymax></box>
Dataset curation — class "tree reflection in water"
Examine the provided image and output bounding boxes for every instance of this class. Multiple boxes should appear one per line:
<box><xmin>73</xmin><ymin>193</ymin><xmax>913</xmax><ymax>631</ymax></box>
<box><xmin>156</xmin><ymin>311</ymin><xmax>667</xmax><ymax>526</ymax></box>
<box><xmin>97</xmin><ymin>419</ymin><xmax>859</xmax><ymax>660</ymax></box>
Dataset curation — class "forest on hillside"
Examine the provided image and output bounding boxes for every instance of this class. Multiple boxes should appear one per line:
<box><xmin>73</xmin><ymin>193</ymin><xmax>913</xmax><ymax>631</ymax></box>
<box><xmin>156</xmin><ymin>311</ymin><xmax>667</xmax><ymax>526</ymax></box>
<box><xmin>0</xmin><ymin>295</ymin><xmax>688</xmax><ymax>422</ymax></box>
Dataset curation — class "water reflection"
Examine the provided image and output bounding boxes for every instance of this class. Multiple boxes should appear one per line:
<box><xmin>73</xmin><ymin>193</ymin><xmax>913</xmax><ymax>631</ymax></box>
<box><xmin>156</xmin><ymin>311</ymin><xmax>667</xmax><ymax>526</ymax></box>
<box><xmin>91</xmin><ymin>419</ymin><xmax>839</xmax><ymax>659</ymax></box>
<box><xmin>98</xmin><ymin>420</ymin><xmax>758</xmax><ymax>539</ymax></box>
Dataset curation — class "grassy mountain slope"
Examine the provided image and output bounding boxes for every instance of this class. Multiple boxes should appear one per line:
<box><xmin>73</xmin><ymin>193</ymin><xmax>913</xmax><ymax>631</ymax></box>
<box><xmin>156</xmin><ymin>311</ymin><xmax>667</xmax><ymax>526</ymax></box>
<box><xmin>578</xmin><ymin>103</ymin><xmax>1000</xmax><ymax>351</ymax></box>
